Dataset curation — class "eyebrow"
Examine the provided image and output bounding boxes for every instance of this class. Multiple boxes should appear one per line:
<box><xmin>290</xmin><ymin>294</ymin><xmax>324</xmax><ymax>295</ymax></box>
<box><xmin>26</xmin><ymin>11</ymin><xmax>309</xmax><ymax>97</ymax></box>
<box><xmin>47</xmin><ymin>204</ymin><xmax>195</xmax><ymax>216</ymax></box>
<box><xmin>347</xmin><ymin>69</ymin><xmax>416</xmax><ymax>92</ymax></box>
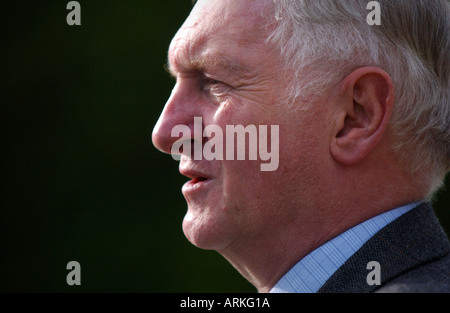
<box><xmin>165</xmin><ymin>60</ymin><xmax>177</xmax><ymax>78</ymax></box>
<box><xmin>166</xmin><ymin>52</ymin><xmax>249</xmax><ymax>80</ymax></box>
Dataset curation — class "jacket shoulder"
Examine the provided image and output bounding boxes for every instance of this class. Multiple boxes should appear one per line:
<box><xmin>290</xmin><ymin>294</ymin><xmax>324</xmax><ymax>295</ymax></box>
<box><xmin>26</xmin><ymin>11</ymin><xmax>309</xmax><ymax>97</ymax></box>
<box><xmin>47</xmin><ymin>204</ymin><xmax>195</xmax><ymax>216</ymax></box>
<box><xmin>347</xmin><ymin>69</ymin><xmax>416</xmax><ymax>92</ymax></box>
<box><xmin>319</xmin><ymin>203</ymin><xmax>450</xmax><ymax>293</ymax></box>
<box><xmin>376</xmin><ymin>252</ymin><xmax>450</xmax><ymax>293</ymax></box>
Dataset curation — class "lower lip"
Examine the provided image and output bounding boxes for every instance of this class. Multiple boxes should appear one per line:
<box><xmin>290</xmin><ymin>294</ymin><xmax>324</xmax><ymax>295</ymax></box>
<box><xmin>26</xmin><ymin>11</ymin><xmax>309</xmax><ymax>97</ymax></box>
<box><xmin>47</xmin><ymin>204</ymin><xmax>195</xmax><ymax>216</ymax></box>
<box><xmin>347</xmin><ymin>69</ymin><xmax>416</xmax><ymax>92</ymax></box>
<box><xmin>182</xmin><ymin>178</ymin><xmax>214</xmax><ymax>195</ymax></box>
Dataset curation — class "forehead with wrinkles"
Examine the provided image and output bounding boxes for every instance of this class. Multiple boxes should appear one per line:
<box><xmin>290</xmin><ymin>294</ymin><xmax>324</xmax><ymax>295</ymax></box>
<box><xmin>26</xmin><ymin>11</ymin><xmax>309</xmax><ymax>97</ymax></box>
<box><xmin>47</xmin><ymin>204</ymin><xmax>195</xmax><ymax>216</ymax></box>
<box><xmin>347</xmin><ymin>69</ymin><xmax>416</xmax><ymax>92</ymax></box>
<box><xmin>167</xmin><ymin>0</ymin><xmax>275</xmax><ymax>74</ymax></box>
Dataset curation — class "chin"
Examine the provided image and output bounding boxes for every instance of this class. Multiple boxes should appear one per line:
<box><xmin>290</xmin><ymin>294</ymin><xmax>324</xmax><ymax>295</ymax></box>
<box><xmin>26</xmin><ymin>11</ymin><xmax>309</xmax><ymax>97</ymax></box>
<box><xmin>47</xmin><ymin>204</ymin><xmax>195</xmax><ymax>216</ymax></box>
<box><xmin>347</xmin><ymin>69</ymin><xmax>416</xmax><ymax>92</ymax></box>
<box><xmin>182</xmin><ymin>209</ymin><xmax>235</xmax><ymax>251</ymax></box>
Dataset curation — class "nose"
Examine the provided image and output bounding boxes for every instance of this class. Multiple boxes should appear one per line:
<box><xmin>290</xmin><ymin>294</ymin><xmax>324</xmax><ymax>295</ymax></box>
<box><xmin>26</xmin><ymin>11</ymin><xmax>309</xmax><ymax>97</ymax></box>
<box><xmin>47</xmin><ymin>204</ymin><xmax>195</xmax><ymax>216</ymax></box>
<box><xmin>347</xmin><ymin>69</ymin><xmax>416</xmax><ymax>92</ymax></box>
<box><xmin>152</xmin><ymin>83</ymin><xmax>201</xmax><ymax>155</ymax></box>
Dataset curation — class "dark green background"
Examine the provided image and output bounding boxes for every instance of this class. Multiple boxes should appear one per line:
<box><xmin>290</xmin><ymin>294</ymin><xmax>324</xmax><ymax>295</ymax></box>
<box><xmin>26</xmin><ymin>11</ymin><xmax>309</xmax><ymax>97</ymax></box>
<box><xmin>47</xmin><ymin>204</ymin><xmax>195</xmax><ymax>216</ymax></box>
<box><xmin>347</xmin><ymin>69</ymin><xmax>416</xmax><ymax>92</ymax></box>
<box><xmin>1</xmin><ymin>1</ymin><xmax>448</xmax><ymax>292</ymax></box>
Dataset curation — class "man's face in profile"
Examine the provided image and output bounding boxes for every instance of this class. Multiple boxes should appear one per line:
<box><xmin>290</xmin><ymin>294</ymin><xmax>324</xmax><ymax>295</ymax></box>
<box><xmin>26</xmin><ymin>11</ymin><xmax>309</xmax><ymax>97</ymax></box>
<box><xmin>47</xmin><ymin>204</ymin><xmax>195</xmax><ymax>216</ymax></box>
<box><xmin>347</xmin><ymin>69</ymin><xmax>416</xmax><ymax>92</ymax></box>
<box><xmin>152</xmin><ymin>0</ymin><xmax>331</xmax><ymax>253</ymax></box>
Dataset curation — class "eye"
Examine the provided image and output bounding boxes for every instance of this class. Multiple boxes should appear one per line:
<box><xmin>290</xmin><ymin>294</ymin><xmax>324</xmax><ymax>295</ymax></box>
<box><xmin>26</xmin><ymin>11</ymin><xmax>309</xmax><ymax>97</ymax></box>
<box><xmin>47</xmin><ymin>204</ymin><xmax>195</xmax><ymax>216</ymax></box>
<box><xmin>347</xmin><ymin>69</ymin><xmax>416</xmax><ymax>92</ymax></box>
<box><xmin>201</xmin><ymin>76</ymin><xmax>220</xmax><ymax>91</ymax></box>
<box><xmin>201</xmin><ymin>75</ymin><xmax>232</xmax><ymax>97</ymax></box>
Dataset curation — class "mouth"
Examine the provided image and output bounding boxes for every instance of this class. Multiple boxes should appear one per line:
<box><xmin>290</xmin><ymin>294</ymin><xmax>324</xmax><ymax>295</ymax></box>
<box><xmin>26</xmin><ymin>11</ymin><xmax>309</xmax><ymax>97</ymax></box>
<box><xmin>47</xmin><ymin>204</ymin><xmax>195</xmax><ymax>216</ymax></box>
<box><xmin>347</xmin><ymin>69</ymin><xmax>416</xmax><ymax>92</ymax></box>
<box><xmin>179</xmin><ymin>168</ymin><xmax>214</xmax><ymax>195</ymax></box>
<box><xmin>191</xmin><ymin>177</ymin><xmax>208</xmax><ymax>184</ymax></box>
<box><xmin>183</xmin><ymin>174</ymin><xmax>212</xmax><ymax>187</ymax></box>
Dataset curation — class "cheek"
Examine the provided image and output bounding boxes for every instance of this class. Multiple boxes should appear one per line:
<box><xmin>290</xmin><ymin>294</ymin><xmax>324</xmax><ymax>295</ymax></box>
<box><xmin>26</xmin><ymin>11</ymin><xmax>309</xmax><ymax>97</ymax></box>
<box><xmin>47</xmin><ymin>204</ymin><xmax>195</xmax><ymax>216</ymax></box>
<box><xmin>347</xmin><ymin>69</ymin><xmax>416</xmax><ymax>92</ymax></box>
<box><xmin>220</xmin><ymin>160</ymin><xmax>282</xmax><ymax>228</ymax></box>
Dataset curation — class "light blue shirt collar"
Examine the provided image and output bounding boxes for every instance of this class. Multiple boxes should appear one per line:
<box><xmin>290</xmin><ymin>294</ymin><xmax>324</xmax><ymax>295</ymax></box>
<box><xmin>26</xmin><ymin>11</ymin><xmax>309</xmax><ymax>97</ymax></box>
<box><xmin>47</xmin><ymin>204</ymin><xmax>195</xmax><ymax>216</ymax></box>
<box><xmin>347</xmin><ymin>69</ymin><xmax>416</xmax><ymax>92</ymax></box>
<box><xmin>270</xmin><ymin>202</ymin><xmax>421</xmax><ymax>293</ymax></box>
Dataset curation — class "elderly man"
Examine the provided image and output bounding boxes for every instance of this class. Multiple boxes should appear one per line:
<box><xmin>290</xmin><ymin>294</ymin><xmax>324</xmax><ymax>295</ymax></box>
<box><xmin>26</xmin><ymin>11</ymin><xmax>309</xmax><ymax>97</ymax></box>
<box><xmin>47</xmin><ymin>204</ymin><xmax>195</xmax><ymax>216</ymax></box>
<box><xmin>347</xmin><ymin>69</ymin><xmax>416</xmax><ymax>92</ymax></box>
<box><xmin>152</xmin><ymin>0</ymin><xmax>450</xmax><ymax>293</ymax></box>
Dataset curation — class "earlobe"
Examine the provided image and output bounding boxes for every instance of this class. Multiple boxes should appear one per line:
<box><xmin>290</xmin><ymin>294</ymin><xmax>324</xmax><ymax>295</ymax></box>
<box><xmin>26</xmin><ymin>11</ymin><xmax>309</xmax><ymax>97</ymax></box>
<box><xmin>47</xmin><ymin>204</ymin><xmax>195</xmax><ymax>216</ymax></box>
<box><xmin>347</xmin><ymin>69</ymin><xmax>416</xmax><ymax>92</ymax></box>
<box><xmin>330</xmin><ymin>67</ymin><xmax>394</xmax><ymax>166</ymax></box>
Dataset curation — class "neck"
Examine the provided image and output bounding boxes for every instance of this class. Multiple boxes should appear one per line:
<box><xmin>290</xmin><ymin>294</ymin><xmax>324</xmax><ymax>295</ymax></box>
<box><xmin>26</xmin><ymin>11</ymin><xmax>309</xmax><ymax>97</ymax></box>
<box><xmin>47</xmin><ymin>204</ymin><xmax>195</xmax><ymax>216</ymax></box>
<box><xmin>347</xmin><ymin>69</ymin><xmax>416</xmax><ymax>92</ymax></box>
<box><xmin>218</xmin><ymin>211</ymin><xmax>342</xmax><ymax>292</ymax></box>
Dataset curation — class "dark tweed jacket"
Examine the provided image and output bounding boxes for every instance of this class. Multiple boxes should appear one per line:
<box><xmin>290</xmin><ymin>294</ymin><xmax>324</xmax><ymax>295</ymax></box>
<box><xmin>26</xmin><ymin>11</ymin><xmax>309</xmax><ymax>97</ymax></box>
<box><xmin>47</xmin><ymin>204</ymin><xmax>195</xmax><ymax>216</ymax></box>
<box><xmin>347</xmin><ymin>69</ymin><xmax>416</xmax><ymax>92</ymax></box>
<box><xmin>318</xmin><ymin>202</ymin><xmax>450</xmax><ymax>293</ymax></box>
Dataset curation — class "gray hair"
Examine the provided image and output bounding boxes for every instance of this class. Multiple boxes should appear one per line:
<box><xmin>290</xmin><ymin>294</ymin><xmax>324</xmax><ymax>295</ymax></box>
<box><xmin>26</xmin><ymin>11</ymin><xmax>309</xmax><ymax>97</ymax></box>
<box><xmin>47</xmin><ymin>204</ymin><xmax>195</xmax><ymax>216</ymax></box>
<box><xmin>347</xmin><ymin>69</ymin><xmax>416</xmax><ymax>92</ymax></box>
<box><xmin>267</xmin><ymin>0</ymin><xmax>450</xmax><ymax>198</ymax></box>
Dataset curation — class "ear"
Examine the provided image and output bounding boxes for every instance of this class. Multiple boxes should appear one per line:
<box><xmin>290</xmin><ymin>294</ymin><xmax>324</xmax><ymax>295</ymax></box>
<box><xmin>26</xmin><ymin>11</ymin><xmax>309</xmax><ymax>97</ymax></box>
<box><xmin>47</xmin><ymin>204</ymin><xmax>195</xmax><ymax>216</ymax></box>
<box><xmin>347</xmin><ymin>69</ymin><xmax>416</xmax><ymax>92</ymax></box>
<box><xmin>330</xmin><ymin>67</ymin><xmax>394</xmax><ymax>166</ymax></box>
